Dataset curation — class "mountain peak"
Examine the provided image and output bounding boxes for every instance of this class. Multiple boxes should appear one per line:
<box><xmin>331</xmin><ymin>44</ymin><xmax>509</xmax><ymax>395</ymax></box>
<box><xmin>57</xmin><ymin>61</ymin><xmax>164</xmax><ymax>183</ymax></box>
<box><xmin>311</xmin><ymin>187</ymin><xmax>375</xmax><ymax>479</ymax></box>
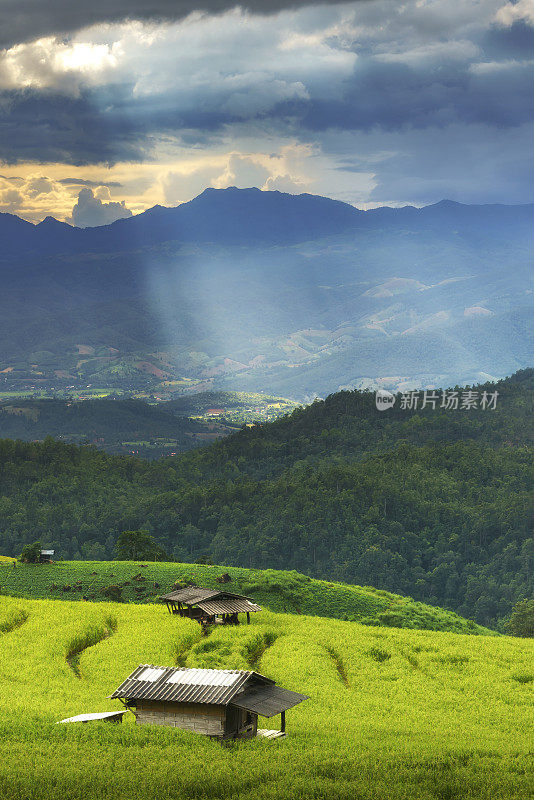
<box><xmin>37</xmin><ymin>215</ymin><xmax>69</xmax><ymax>227</ymax></box>
<box><xmin>429</xmin><ymin>199</ymin><xmax>464</xmax><ymax>208</ymax></box>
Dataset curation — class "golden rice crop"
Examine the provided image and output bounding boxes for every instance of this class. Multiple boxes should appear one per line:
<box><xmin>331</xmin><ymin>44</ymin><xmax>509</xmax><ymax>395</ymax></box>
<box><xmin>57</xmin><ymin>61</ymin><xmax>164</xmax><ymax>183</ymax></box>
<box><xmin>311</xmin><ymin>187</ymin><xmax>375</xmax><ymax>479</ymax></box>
<box><xmin>0</xmin><ymin>595</ymin><xmax>531</xmax><ymax>800</ymax></box>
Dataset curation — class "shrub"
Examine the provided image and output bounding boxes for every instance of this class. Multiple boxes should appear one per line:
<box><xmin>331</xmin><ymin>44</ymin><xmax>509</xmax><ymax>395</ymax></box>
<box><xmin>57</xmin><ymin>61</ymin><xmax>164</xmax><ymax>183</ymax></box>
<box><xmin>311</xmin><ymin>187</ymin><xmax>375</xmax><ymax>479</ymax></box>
<box><xmin>368</xmin><ymin>646</ymin><xmax>391</xmax><ymax>662</ymax></box>
<box><xmin>377</xmin><ymin>612</ymin><xmax>404</xmax><ymax>628</ymax></box>
<box><xmin>512</xmin><ymin>673</ymin><xmax>533</xmax><ymax>684</ymax></box>
<box><xmin>101</xmin><ymin>585</ymin><xmax>123</xmax><ymax>602</ymax></box>
<box><xmin>19</xmin><ymin>542</ymin><xmax>42</xmax><ymax>564</ymax></box>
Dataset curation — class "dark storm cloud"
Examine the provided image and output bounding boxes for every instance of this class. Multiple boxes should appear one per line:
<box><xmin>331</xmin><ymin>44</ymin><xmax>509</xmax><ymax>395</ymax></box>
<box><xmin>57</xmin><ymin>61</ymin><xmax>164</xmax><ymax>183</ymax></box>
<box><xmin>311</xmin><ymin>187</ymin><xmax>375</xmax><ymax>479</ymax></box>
<box><xmin>5</xmin><ymin>50</ymin><xmax>534</xmax><ymax>166</ymax></box>
<box><xmin>3</xmin><ymin>0</ymin><xmax>534</xmax><ymax>206</ymax></box>
<box><xmin>59</xmin><ymin>178</ymin><xmax>123</xmax><ymax>187</ymax></box>
<box><xmin>283</xmin><ymin>56</ymin><xmax>534</xmax><ymax>132</ymax></box>
<box><xmin>482</xmin><ymin>21</ymin><xmax>534</xmax><ymax>59</ymax></box>
<box><xmin>0</xmin><ymin>90</ymin><xmax>148</xmax><ymax>165</ymax></box>
<box><xmin>0</xmin><ymin>0</ymin><xmax>353</xmax><ymax>49</ymax></box>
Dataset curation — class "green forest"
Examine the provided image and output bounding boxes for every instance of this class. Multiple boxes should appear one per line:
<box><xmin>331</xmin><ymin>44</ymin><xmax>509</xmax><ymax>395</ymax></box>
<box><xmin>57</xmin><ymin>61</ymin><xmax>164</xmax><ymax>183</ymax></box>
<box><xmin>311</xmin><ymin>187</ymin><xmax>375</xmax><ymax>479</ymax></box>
<box><xmin>0</xmin><ymin>399</ymin><xmax>212</xmax><ymax>457</ymax></box>
<box><xmin>0</xmin><ymin>370</ymin><xmax>532</xmax><ymax>628</ymax></box>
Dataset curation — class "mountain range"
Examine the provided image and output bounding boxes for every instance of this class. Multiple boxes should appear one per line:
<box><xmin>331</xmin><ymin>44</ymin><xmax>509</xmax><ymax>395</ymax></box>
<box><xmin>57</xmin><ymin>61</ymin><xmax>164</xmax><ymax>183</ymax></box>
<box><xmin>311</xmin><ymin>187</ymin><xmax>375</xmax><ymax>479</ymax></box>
<box><xmin>1</xmin><ymin>187</ymin><xmax>532</xmax><ymax>398</ymax></box>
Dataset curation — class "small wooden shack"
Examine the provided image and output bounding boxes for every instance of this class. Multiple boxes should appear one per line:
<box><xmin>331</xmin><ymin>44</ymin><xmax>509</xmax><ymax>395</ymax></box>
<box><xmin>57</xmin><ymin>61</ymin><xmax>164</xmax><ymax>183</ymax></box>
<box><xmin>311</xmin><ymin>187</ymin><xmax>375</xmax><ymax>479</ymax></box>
<box><xmin>160</xmin><ymin>585</ymin><xmax>261</xmax><ymax>625</ymax></box>
<box><xmin>109</xmin><ymin>665</ymin><xmax>308</xmax><ymax>740</ymax></box>
<box><xmin>39</xmin><ymin>549</ymin><xmax>55</xmax><ymax>563</ymax></box>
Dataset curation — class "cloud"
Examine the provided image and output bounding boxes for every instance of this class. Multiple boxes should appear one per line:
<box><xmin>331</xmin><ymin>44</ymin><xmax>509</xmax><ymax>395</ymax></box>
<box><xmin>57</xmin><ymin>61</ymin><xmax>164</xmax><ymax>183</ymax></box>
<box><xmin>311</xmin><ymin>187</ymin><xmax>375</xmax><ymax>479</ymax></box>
<box><xmin>1</xmin><ymin>0</ymin><xmax>534</xmax><ymax>209</ymax></box>
<box><xmin>494</xmin><ymin>0</ymin><xmax>534</xmax><ymax>27</ymax></box>
<box><xmin>321</xmin><ymin>121</ymin><xmax>534</xmax><ymax>205</ymax></box>
<box><xmin>161</xmin><ymin>146</ymin><xmax>313</xmax><ymax>204</ymax></box>
<box><xmin>0</xmin><ymin>38</ymin><xmax>120</xmax><ymax>94</ymax></box>
<box><xmin>0</xmin><ymin>172</ymin><xmax>73</xmax><ymax>219</ymax></box>
<box><xmin>0</xmin><ymin>89</ymin><xmax>148</xmax><ymax>165</ymax></box>
<box><xmin>69</xmin><ymin>186</ymin><xmax>133</xmax><ymax>227</ymax></box>
<box><xmin>0</xmin><ymin>9</ymin><xmax>357</xmax><ymax>164</ymax></box>
<box><xmin>0</xmin><ymin>0</ymin><xmax>353</xmax><ymax>50</ymax></box>
<box><xmin>0</xmin><ymin>184</ymin><xmax>24</xmax><ymax>213</ymax></box>
<box><xmin>25</xmin><ymin>175</ymin><xmax>55</xmax><ymax>197</ymax></box>
<box><xmin>58</xmin><ymin>177</ymin><xmax>123</xmax><ymax>187</ymax></box>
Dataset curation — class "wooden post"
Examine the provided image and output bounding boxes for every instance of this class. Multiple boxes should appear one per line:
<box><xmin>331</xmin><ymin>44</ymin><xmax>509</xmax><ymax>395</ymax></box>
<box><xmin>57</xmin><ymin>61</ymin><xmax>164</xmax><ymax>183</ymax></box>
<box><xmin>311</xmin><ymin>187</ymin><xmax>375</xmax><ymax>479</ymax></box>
<box><xmin>280</xmin><ymin>711</ymin><xmax>286</xmax><ymax>733</ymax></box>
<box><xmin>246</xmin><ymin>612</ymin><xmax>250</xmax><ymax>625</ymax></box>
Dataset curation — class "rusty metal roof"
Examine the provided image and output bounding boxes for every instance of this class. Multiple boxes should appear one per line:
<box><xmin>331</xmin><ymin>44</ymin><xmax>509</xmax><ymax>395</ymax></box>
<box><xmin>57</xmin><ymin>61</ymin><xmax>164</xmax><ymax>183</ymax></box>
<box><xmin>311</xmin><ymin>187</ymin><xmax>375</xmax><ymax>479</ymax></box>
<box><xmin>109</xmin><ymin>665</ymin><xmax>274</xmax><ymax>706</ymax></box>
<box><xmin>196</xmin><ymin>597</ymin><xmax>261</xmax><ymax>615</ymax></box>
<box><xmin>160</xmin><ymin>586</ymin><xmax>221</xmax><ymax>604</ymax></box>
<box><xmin>159</xmin><ymin>586</ymin><xmax>261</xmax><ymax>615</ymax></box>
<box><xmin>231</xmin><ymin>685</ymin><xmax>309</xmax><ymax>717</ymax></box>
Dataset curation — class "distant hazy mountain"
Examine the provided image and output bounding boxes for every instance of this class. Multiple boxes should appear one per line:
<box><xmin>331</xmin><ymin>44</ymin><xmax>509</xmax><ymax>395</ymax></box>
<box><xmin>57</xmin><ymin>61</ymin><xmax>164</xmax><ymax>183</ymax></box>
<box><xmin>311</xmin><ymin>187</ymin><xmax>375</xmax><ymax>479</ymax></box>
<box><xmin>0</xmin><ymin>188</ymin><xmax>532</xmax><ymax>398</ymax></box>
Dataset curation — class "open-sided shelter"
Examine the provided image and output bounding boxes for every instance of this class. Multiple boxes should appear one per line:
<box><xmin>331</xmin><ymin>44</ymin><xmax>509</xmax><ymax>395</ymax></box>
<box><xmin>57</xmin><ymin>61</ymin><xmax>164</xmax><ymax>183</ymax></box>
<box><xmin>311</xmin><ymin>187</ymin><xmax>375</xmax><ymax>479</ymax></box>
<box><xmin>160</xmin><ymin>585</ymin><xmax>261</xmax><ymax>625</ymax></box>
<box><xmin>109</xmin><ymin>665</ymin><xmax>308</xmax><ymax>739</ymax></box>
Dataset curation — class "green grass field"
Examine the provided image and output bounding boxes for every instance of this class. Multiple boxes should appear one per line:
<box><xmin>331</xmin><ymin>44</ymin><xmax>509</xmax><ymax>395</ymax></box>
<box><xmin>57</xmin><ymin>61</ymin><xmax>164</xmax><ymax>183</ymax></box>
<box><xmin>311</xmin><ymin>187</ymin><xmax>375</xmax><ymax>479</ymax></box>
<box><xmin>0</xmin><ymin>594</ymin><xmax>532</xmax><ymax>800</ymax></box>
<box><xmin>0</xmin><ymin>560</ymin><xmax>493</xmax><ymax>634</ymax></box>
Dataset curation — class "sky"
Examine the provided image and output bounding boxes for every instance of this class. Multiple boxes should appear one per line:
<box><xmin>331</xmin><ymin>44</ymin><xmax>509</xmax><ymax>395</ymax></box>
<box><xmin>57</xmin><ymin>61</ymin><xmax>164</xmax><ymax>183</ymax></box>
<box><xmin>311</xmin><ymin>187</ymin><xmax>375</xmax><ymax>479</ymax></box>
<box><xmin>0</xmin><ymin>0</ymin><xmax>533</xmax><ymax>225</ymax></box>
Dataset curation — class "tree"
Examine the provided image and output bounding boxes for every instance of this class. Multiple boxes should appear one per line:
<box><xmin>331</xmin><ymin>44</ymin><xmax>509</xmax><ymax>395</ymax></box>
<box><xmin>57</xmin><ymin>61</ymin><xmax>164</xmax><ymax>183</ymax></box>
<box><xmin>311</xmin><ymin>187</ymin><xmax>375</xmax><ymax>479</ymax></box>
<box><xmin>114</xmin><ymin>530</ymin><xmax>167</xmax><ymax>561</ymax></box>
<box><xmin>19</xmin><ymin>541</ymin><xmax>42</xmax><ymax>563</ymax></box>
<box><xmin>505</xmin><ymin>598</ymin><xmax>534</xmax><ymax>637</ymax></box>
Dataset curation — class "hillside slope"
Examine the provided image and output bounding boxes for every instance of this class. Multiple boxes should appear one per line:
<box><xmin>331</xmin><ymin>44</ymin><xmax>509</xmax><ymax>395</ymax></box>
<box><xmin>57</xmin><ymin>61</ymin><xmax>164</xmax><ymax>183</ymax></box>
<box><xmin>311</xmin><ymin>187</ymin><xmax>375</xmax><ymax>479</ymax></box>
<box><xmin>0</xmin><ymin>594</ymin><xmax>531</xmax><ymax>800</ymax></box>
<box><xmin>0</xmin><ymin>398</ymin><xmax>220</xmax><ymax>458</ymax></box>
<box><xmin>0</xmin><ymin>560</ymin><xmax>493</xmax><ymax>635</ymax></box>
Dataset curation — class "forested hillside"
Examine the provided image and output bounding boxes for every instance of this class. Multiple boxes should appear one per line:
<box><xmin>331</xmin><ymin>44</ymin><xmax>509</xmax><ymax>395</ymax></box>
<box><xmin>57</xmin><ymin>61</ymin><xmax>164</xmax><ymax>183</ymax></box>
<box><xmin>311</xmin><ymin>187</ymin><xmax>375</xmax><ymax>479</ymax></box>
<box><xmin>0</xmin><ymin>399</ymin><xmax>219</xmax><ymax>457</ymax></box>
<box><xmin>0</xmin><ymin>370</ymin><xmax>531</xmax><ymax>627</ymax></box>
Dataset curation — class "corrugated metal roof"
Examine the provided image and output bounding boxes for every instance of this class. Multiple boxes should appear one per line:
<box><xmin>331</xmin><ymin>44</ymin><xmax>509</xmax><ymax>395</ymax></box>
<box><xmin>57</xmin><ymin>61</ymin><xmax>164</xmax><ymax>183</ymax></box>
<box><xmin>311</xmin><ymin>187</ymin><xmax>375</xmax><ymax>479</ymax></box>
<box><xmin>196</xmin><ymin>597</ymin><xmax>261</xmax><ymax>615</ymax></box>
<box><xmin>160</xmin><ymin>586</ymin><xmax>221</xmax><ymax>604</ymax></box>
<box><xmin>109</xmin><ymin>665</ymin><xmax>274</xmax><ymax>706</ymax></box>
<box><xmin>57</xmin><ymin>710</ymin><xmax>127</xmax><ymax>724</ymax></box>
<box><xmin>159</xmin><ymin>586</ymin><xmax>259</xmax><ymax>611</ymax></box>
<box><xmin>231</xmin><ymin>685</ymin><xmax>309</xmax><ymax>717</ymax></box>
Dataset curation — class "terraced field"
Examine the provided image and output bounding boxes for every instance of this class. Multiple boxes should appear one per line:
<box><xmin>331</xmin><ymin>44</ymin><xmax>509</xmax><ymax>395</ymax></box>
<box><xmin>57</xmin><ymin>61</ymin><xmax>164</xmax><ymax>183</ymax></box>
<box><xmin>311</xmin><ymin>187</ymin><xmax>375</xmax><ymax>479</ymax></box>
<box><xmin>0</xmin><ymin>594</ymin><xmax>531</xmax><ymax>800</ymax></box>
<box><xmin>0</xmin><ymin>560</ymin><xmax>493</xmax><ymax>634</ymax></box>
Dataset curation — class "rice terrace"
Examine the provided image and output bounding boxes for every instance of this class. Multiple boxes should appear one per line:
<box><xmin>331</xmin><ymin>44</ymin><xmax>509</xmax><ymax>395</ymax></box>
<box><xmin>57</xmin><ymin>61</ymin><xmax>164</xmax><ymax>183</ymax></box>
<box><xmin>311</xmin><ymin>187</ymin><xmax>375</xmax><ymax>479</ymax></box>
<box><xmin>0</xmin><ymin>560</ymin><xmax>532</xmax><ymax>800</ymax></box>
<box><xmin>1</xmin><ymin>0</ymin><xmax>534</xmax><ymax>795</ymax></box>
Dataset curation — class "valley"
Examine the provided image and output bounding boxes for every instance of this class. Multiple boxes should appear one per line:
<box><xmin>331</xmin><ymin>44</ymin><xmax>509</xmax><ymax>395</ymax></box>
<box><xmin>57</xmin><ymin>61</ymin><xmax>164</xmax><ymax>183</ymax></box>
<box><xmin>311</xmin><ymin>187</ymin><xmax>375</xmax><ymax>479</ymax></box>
<box><xmin>0</xmin><ymin>393</ymin><xmax>296</xmax><ymax>458</ymax></box>
<box><xmin>1</xmin><ymin>189</ymin><xmax>532</xmax><ymax>400</ymax></box>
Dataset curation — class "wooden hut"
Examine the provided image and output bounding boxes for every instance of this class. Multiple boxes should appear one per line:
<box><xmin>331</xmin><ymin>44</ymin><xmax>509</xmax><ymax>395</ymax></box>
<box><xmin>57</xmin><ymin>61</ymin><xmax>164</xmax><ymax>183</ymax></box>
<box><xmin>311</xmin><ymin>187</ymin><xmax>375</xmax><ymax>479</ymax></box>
<box><xmin>160</xmin><ymin>585</ymin><xmax>261</xmax><ymax>625</ymax></box>
<box><xmin>109</xmin><ymin>665</ymin><xmax>308</xmax><ymax>740</ymax></box>
<box><xmin>39</xmin><ymin>549</ymin><xmax>55</xmax><ymax>563</ymax></box>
